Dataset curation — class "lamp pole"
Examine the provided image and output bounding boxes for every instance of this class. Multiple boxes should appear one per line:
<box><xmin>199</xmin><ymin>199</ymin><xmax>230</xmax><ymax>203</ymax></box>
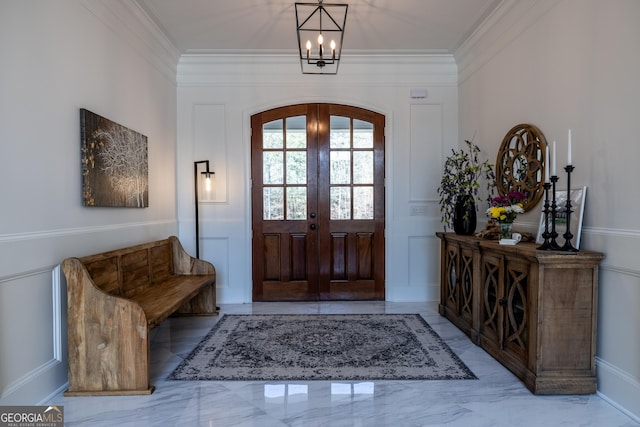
<box><xmin>194</xmin><ymin>160</ymin><xmax>213</xmax><ymax>258</ymax></box>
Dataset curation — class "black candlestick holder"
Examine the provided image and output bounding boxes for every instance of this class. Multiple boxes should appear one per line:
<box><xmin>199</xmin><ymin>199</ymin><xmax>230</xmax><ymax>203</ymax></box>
<box><xmin>537</xmin><ymin>182</ymin><xmax>554</xmax><ymax>250</ymax></box>
<box><xmin>549</xmin><ymin>175</ymin><xmax>562</xmax><ymax>250</ymax></box>
<box><xmin>561</xmin><ymin>165</ymin><xmax>579</xmax><ymax>252</ymax></box>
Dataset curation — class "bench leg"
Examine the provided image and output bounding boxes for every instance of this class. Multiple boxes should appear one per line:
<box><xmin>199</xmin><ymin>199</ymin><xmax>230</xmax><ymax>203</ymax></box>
<box><xmin>176</xmin><ymin>285</ymin><xmax>218</xmax><ymax>315</ymax></box>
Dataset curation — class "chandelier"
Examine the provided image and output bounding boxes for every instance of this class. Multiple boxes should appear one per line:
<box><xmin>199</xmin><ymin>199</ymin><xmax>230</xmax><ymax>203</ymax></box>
<box><xmin>295</xmin><ymin>0</ymin><xmax>348</xmax><ymax>74</ymax></box>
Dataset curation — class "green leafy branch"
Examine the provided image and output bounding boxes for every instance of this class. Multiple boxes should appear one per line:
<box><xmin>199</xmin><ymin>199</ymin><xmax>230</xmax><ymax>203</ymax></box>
<box><xmin>437</xmin><ymin>140</ymin><xmax>496</xmax><ymax>231</ymax></box>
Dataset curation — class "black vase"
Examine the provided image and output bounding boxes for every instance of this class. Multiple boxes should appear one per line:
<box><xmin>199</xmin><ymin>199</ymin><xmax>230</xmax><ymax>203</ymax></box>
<box><xmin>453</xmin><ymin>195</ymin><xmax>477</xmax><ymax>235</ymax></box>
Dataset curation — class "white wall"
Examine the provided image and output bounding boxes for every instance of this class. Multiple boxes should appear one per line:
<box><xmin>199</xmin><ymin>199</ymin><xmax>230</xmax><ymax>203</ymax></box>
<box><xmin>456</xmin><ymin>0</ymin><xmax>640</xmax><ymax>419</ymax></box>
<box><xmin>0</xmin><ymin>1</ymin><xmax>178</xmax><ymax>404</ymax></box>
<box><xmin>176</xmin><ymin>54</ymin><xmax>460</xmax><ymax>304</ymax></box>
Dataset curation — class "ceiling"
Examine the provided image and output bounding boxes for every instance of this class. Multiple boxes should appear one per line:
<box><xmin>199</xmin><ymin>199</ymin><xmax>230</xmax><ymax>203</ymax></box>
<box><xmin>136</xmin><ymin>0</ymin><xmax>502</xmax><ymax>55</ymax></box>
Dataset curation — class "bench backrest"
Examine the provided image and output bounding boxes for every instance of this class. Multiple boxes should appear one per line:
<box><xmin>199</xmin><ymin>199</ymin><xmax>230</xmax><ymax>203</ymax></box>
<box><xmin>79</xmin><ymin>239</ymin><xmax>175</xmax><ymax>298</ymax></box>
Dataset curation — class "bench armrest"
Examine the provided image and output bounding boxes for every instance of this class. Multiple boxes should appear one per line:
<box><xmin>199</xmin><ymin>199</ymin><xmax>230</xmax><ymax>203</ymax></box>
<box><xmin>62</xmin><ymin>257</ymin><xmax>151</xmax><ymax>393</ymax></box>
<box><xmin>169</xmin><ymin>235</ymin><xmax>216</xmax><ymax>276</ymax></box>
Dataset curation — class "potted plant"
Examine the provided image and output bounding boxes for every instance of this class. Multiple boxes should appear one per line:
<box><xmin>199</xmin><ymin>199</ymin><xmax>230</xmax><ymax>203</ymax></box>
<box><xmin>437</xmin><ymin>139</ymin><xmax>496</xmax><ymax>234</ymax></box>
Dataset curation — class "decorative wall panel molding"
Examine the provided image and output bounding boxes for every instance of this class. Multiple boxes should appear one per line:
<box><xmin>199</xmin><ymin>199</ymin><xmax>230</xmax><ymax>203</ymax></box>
<box><xmin>0</xmin><ymin>220</ymin><xmax>175</xmax><ymax>245</ymax></box>
<box><xmin>193</xmin><ymin>104</ymin><xmax>227</xmax><ymax>203</ymax></box>
<box><xmin>409</xmin><ymin>104</ymin><xmax>443</xmax><ymax>202</ymax></box>
<box><xmin>0</xmin><ymin>267</ymin><xmax>64</xmax><ymax>402</ymax></box>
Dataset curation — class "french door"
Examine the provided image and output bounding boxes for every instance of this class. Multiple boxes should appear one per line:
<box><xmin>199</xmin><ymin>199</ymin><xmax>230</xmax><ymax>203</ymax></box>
<box><xmin>251</xmin><ymin>103</ymin><xmax>385</xmax><ymax>301</ymax></box>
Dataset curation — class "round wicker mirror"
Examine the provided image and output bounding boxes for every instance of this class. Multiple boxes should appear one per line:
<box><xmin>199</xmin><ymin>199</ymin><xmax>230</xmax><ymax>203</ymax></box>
<box><xmin>496</xmin><ymin>124</ymin><xmax>547</xmax><ymax>211</ymax></box>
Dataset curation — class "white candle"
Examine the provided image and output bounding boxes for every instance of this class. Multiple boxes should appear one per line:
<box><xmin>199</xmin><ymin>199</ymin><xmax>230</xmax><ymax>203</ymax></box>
<box><xmin>568</xmin><ymin>129</ymin><xmax>572</xmax><ymax>165</ymax></box>
<box><xmin>552</xmin><ymin>140</ymin><xmax>557</xmax><ymax>175</ymax></box>
<box><xmin>545</xmin><ymin>146</ymin><xmax>550</xmax><ymax>182</ymax></box>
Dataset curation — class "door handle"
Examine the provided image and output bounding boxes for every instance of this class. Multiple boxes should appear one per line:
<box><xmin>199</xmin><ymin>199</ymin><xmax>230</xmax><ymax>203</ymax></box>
<box><xmin>310</xmin><ymin>213</ymin><xmax>316</xmax><ymax>218</ymax></box>
<box><xmin>310</xmin><ymin>224</ymin><xmax>317</xmax><ymax>230</ymax></box>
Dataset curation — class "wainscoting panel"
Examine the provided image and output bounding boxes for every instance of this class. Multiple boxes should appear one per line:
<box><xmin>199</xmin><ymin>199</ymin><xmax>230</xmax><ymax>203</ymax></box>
<box><xmin>201</xmin><ymin>237</ymin><xmax>229</xmax><ymax>288</ymax></box>
<box><xmin>570</xmin><ymin>228</ymin><xmax>640</xmax><ymax>420</ymax></box>
<box><xmin>596</xmin><ymin>356</ymin><xmax>640</xmax><ymax>423</ymax></box>
<box><xmin>408</xmin><ymin>236</ymin><xmax>430</xmax><ymax>288</ymax></box>
<box><xmin>387</xmin><ymin>229</ymin><xmax>440</xmax><ymax>302</ymax></box>
<box><xmin>410</xmin><ymin>234</ymin><xmax>440</xmax><ymax>300</ymax></box>
<box><xmin>0</xmin><ymin>267</ymin><xmax>65</xmax><ymax>403</ymax></box>
<box><xmin>409</xmin><ymin>104</ymin><xmax>443</xmax><ymax>202</ymax></box>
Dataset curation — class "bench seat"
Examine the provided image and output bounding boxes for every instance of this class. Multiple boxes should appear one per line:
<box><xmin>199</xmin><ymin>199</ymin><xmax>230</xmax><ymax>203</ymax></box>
<box><xmin>130</xmin><ymin>274</ymin><xmax>215</xmax><ymax>328</ymax></box>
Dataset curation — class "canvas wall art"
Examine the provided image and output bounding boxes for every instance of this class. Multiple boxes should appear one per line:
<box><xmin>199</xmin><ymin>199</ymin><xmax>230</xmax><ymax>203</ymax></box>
<box><xmin>80</xmin><ymin>109</ymin><xmax>148</xmax><ymax>207</ymax></box>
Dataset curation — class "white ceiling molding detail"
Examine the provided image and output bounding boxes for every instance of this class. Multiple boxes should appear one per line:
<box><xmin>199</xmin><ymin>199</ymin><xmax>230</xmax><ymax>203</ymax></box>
<box><xmin>80</xmin><ymin>0</ymin><xmax>181</xmax><ymax>83</ymax></box>
<box><xmin>455</xmin><ymin>0</ymin><xmax>563</xmax><ymax>84</ymax></box>
<box><xmin>176</xmin><ymin>53</ymin><xmax>458</xmax><ymax>86</ymax></box>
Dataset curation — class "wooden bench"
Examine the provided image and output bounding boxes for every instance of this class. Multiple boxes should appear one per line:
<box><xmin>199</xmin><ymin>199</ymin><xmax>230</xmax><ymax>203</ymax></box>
<box><xmin>61</xmin><ymin>236</ymin><xmax>217</xmax><ymax>396</ymax></box>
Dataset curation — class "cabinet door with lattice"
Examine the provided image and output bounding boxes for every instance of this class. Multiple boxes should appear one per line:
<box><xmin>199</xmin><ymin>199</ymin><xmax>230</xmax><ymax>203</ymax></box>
<box><xmin>442</xmin><ymin>241</ymin><xmax>460</xmax><ymax>315</ymax></box>
<box><xmin>502</xmin><ymin>256</ymin><xmax>531</xmax><ymax>366</ymax></box>
<box><xmin>458</xmin><ymin>245</ymin><xmax>476</xmax><ymax>329</ymax></box>
<box><xmin>480</xmin><ymin>253</ymin><xmax>503</xmax><ymax>350</ymax></box>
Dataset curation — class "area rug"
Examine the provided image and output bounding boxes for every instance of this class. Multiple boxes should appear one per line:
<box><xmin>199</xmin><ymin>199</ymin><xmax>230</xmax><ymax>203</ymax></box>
<box><xmin>168</xmin><ymin>314</ymin><xmax>476</xmax><ymax>381</ymax></box>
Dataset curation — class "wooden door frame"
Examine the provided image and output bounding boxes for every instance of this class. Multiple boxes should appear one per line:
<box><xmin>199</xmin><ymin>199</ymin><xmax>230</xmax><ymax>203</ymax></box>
<box><xmin>249</xmin><ymin>102</ymin><xmax>387</xmax><ymax>301</ymax></box>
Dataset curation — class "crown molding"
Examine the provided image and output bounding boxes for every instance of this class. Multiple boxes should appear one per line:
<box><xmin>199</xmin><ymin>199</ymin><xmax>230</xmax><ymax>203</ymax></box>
<box><xmin>80</xmin><ymin>0</ymin><xmax>181</xmax><ymax>83</ymax></box>
<box><xmin>454</xmin><ymin>0</ymin><xmax>562</xmax><ymax>84</ymax></box>
<box><xmin>184</xmin><ymin>48</ymin><xmax>452</xmax><ymax>56</ymax></box>
<box><xmin>177</xmin><ymin>52</ymin><xmax>457</xmax><ymax>86</ymax></box>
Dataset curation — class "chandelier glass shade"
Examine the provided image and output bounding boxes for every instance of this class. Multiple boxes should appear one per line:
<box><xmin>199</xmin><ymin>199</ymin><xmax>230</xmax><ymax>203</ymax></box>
<box><xmin>295</xmin><ymin>1</ymin><xmax>348</xmax><ymax>74</ymax></box>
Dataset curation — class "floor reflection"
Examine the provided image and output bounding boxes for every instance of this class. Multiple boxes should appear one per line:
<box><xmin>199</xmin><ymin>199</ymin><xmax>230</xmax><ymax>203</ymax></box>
<box><xmin>263</xmin><ymin>382</ymin><xmax>375</xmax><ymax>403</ymax></box>
<box><xmin>264</xmin><ymin>383</ymin><xmax>309</xmax><ymax>401</ymax></box>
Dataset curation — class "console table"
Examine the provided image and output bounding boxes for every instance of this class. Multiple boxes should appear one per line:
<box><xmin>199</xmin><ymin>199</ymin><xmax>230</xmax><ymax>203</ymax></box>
<box><xmin>436</xmin><ymin>232</ymin><xmax>603</xmax><ymax>394</ymax></box>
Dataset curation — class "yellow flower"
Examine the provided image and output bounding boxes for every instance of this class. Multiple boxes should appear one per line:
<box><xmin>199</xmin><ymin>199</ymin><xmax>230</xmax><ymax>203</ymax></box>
<box><xmin>488</xmin><ymin>206</ymin><xmax>506</xmax><ymax>219</ymax></box>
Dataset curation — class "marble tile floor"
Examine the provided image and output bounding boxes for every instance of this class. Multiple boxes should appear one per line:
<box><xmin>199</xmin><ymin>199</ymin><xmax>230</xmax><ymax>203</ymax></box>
<box><xmin>51</xmin><ymin>302</ymin><xmax>639</xmax><ymax>427</ymax></box>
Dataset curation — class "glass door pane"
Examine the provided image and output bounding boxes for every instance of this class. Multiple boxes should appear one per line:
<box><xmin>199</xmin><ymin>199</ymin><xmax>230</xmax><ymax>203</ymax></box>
<box><xmin>330</xmin><ymin>151</ymin><xmax>351</xmax><ymax>184</ymax></box>
<box><xmin>353</xmin><ymin>151</ymin><xmax>373</xmax><ymax>184</ymax></box>
<box><xmin>353</xmin><ymin>187</ymin><xmax>373</xmax><ymax>219</ymax></box>
<box><xmin>329</xmin><ymin>115</ymin><xmax>375</xmax><ymax>220</ymax></box>
<box><xmin>262</xmin><ymin>116</ymin><xmax>308</xmax><ymax>221</ymax></box>
<box><xmin>353</xmin><ymin>119</ymin><xmax>373</xmax><ymax>148</ymax></box>
<box><xmin>263</xmin><ymin>187</ymin><xmax>284</xmax><ymax>220</ymax></box>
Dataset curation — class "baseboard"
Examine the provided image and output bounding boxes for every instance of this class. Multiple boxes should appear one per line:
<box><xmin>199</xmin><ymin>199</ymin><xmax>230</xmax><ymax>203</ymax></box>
<box><xmin>37</xmin><ymin>383</ymin><xmax>68</xmax><ymax>406</ymax></box>
<box><xmin>596</xmin><ymin>357</ymin><xmax>640</xmax><ymax>422</ymax></box>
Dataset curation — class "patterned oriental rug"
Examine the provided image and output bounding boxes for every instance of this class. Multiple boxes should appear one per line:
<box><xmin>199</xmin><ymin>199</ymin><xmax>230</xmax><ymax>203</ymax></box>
<box><xmin>168</xmin><ymin>314</ymin><xmax>476</xmax><ymax>381</ymax></box>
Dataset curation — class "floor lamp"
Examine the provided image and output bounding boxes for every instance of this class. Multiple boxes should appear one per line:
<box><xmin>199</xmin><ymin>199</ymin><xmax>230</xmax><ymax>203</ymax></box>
<box><xmin>194</xmin><ymin>160</ymin><xmax>213</xmax><ymax>259</ymax></box>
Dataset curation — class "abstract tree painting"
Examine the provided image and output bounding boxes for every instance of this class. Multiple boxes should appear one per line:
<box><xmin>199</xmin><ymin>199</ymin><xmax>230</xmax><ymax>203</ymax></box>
<box><xmin>80</xmin><ymin>109</ymin><xmax>148</xmax><ymax>207</ymax></box>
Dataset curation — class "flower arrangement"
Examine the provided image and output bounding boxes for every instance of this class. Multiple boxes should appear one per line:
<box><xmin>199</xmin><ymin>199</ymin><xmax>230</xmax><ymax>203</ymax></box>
<box><xmin>486</xmin><ymin>191</ymin><xmax>527</xmax><ymax>224</ymax></box>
